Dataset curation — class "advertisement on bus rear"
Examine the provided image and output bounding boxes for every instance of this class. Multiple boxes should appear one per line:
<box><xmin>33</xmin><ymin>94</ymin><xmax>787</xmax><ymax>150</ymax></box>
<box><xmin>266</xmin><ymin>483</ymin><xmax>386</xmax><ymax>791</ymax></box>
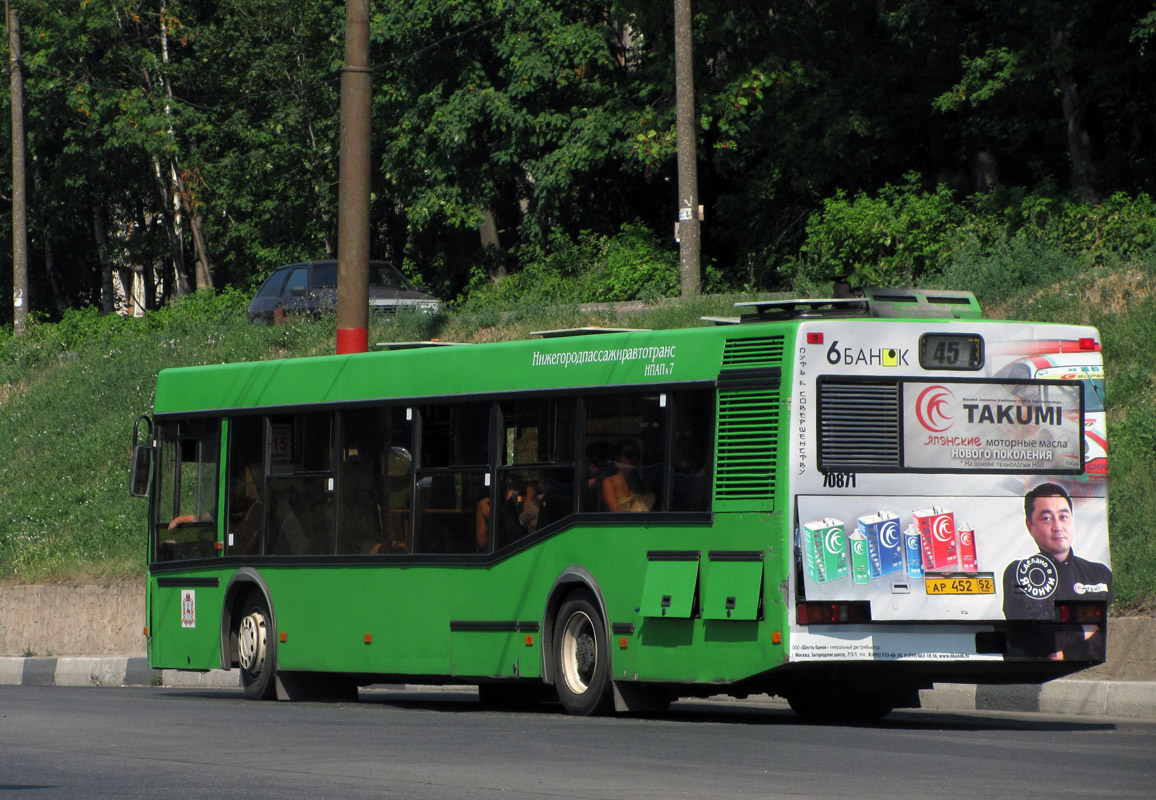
<box><xmin>794</xmin><ymin>493</ymin><xmax>1110</xmax><ymax>614</ymax></box>
<box><xmin>903</xmin><ymin>380</ymin><xmax>1083</xmax><ymax>472</ymax></box>
<box><xmin>789</xmin><ymin>319</ymin><xmax>1111</xmax><ymax>662</ymax></box>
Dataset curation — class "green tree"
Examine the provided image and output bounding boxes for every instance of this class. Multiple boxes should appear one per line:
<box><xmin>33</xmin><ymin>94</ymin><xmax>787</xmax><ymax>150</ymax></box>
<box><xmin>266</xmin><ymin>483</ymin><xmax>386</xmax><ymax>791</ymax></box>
<box><xmin>7</xmin><ymin>0</ymin><xmax>216</xmax><ymax>319</ymax></box>
<box><xmin>185</xmin><ymin>0</ymin><xmax>345</xmax><ymax>288</ymax></box>
<box><xmin>926</xmin><ymin>1</ymin><xmax>1156</xmax><ymax>202</ymax></box>
<box><xmin>372</xmin><ymin>0</ymin><xmax>637</xmax><ymax>295</ymax></box>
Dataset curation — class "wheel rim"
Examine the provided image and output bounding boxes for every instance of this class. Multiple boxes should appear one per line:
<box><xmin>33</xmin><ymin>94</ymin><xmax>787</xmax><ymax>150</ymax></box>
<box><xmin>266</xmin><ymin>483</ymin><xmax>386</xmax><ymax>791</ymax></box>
<box><xmin>560</xmin><ymin>610</ymin><xmax>597</xmax><ymax>695</ymax></box>
<box><xmin>238</xmin><ymin>610</ymin><xmax>268</xmax><ymax>677</ymax></box>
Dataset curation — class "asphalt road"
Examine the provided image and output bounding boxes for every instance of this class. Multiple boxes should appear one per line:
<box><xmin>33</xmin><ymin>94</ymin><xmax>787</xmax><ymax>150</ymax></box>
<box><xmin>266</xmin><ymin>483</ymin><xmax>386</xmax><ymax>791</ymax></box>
<box><xmin>2</xmin><ymin>685</ymin><xmax>1154</xmax><ymax>799</ymax></box>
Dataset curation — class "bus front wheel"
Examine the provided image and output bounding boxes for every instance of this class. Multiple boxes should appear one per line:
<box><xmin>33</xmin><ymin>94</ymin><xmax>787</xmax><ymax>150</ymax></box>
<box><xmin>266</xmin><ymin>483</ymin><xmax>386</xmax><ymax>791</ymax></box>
<box><xmin>237</xmin><ymin>592</ymin><xmax>277</xmax><ymax>700</ymax></box>
<box><xmin>553</xmin><ymin>593</ymin><xmax>612</xmax><ymax>716</ymax></box>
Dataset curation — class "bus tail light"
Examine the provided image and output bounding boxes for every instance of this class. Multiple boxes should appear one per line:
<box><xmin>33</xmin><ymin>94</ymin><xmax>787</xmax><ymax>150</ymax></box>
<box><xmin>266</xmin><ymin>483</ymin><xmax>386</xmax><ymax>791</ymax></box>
<box><xmin>1078</xmin><ymin>337</ymin><xmax>1099</xmax><ymax>351</ymax></box>
<box><xmin>796</xmin><ymin>601</ymin><xmax>872</xmax><ymax>625</ymax></box>
<box><xmin>1055</xmin><ymin>602</ymin><xmax>1106</xmax><ymax>625</ymax></box>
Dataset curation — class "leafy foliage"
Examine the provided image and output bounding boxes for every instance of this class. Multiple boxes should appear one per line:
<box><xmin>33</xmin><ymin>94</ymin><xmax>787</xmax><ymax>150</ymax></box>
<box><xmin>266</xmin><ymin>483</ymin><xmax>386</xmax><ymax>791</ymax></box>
<box><xmin>3</xmin><ymin>0</ymin><xmax>1156</xmax><ymax>320</ymax></box>
<box><xmin>584</xmin><ymin>223</ymin><xmax>679</xmax><ymax>302</ymax></box>
<box><xmin>789</xmin><ymin>177</ymin><xmax>967</xmax><ymax>288</ymax></box>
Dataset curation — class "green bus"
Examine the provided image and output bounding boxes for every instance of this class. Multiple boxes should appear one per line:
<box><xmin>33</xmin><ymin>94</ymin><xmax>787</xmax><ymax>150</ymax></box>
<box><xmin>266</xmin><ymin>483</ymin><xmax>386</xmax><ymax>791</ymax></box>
<box><xmin>132</xmin><ymin>289</ymin><xmax>1112</xmax><ymax>718</ymax></box>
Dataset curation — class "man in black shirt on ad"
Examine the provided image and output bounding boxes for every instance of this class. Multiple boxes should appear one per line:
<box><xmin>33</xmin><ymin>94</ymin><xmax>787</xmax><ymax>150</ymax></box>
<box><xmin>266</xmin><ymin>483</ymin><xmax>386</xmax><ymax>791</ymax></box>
<box><xmin>1002</xmin><ymin>483</ymin><xmax>1112</xmax><ymax>661</ymax></box>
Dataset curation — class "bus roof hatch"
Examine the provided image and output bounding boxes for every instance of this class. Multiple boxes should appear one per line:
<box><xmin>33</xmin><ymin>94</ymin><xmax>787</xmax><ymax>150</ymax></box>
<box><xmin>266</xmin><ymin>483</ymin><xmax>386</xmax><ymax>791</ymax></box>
<box><xmin>731</xmin><ymin>288</ymin><xmax>982</xmax><ymax>323</ymax></box>
<box><xmin>860</xmin><ymin>287</ymin><xmax>982</xmax><ymax>319</ymax></box>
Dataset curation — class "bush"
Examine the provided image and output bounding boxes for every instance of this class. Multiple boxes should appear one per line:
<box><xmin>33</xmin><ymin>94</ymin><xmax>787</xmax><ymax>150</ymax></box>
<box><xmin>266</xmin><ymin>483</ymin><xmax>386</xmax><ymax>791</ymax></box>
<box><xmin>932</xmin><ymin>233</ymin><xmax>1093</xmax><ymax>307</ymax></box>
<box><xmin>458</xmin><ymin>222</ymin><xmax>681</xmax><ymax>312</ymax></box>
<box><xmin>1008</xmin><ymin>191</ymin><xmax>1156</xmax><ymax>260</ymax></box>
<box><xmin>956</xmin><ymin>190</ymin><xmax>1156</xmax><ymax>265</ymax></box>
<box><xmin>789</xmin><ymin>175</ymin><xmax>967</xmax><ymax>289</ymax></box>
<box><xmin>584</xmin><ymin>223</ymin><xmax>680</xmax><ymax>302</ymax></box>
<box><xmin>458</xmin><ymin>229</ymin><xmax>602</xmax><ymax>313</ymax></box>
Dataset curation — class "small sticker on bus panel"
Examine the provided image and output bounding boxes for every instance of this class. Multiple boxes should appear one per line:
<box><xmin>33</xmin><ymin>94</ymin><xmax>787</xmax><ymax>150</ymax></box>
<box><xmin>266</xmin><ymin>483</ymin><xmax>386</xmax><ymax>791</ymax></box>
<box><xmin>181</xmin><ymin>590</ymin><xmax>196</xmax><ymax>628</ymax></box>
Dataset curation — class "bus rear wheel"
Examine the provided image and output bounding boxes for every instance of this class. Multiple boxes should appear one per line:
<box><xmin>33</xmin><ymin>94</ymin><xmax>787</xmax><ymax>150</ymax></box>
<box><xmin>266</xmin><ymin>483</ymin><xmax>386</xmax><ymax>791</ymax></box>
<box><xmin>237</xmin><ymin>592</ymin><xmax>277</xmax><ymax>700</ymax></box>
<box><xmin>553</xmin><ymin>593</ymin><xmax>612</xmax><ymax>716</ymax></box>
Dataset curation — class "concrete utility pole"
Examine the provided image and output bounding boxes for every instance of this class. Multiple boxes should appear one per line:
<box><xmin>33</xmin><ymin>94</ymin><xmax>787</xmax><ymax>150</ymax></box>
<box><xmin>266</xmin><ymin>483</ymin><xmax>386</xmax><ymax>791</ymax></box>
<box><xmin>674</xmin><ymin>0</ymin><xmax>701</xmax><ymax>297</ymax></box>
<box><xmin>9</xmin><ymin>3</ymin><xmax>28</xmax><ymax>334</ymax></box>
<box><xmin>336</xmin><ymin>0</ymin><xmax>371</xmax><ymax>354</ymax></box>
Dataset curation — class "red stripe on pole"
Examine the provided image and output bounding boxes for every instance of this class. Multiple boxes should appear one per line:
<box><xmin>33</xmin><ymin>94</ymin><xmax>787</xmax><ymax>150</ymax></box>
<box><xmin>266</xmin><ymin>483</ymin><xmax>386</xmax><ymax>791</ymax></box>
<box><xmin>336</xmin><ymin>327</ymin><xmax>368</xmax><ymax>355</ymax></box>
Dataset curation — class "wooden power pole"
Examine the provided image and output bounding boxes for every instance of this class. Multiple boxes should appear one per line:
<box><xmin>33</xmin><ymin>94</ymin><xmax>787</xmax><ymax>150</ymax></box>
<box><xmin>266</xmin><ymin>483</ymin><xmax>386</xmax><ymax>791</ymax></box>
<box><xmin>336</xmin><ymin>0</ymin><xmax>371</xmax><ymax>354</ymax></box>
<box><xmin>674</xmin><ymin>0</ymin><xmax>701</xmax><ymax>297</ymax></box>
<box><xmin>9</xmin><ymin>3</ymin><xmax>28</xmax><ymax>334</ymax></box>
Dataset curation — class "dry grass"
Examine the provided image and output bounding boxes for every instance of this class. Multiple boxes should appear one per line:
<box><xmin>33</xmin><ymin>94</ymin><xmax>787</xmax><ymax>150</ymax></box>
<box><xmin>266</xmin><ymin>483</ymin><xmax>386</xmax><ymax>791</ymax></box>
<box><xmin>988</xmin><ymin>267</ymin><xmax>1153</xmax><ymax>322</ymax></box>
<box><xmin>1082</xmin><ymin>268</ymin><xmax>1153</xmax><ymax>315</ymax></box>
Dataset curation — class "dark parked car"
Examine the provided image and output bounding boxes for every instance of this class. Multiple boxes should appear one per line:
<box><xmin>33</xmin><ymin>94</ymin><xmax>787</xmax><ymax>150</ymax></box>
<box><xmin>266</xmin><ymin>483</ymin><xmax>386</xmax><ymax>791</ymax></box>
<box><xmin>248</xmin><ymin>260</ymin><xmax>439</xmax><ymax>323</ymax></box>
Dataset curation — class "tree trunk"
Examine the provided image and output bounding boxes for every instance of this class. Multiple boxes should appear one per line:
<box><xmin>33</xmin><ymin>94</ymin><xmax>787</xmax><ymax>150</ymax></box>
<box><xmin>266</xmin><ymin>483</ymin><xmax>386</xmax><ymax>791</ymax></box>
<box><xmin>152</xmin><ymin>155</ymin><xmax>190</xmax><ymax>299</ymax></box>
<box><xmin>140</xmin><ymin>206</ymin><xmax>162</xmax><ymax>311</ymax></box>
<box><xmin>42</xmin><ymin>241</ymin><xmax>66</xmax><ymax>316</ymax></box>
<box><xmin>1052</xmin><ymin>32</ymin><xmax>1100</xmax><ymax>204</ymax></box>
<box><xmin>306</xmin><ymin>119</ymin><xmax>334</xmax><ymax>258</ymax></box>
<box><xmin>175</xmin><ymin>166</ymin><xmax>213</xmax><ymax>290</ymax></box>
<box><xmin>93</xmin><ymin>202</ymin><xmax>116</xmax><ymax>313</ymax></box>
<box><xmin>142</xmin><ymin>259</ymin><xmax>157</xmax><ymax>313</ymax></box>
<box><xmin>153</xmin><ymin>2</ymin><xmax>202</xmax><ymax>295</ymax></box>
<box><xmin>478</xmin><ymin>205</ymin><xmax>501</xmax><ymax>251</ymax></box>
<box><xmin>969</xmin><ymin>146</ymin><xmax>999</xmax><ymax>193</ymax></box>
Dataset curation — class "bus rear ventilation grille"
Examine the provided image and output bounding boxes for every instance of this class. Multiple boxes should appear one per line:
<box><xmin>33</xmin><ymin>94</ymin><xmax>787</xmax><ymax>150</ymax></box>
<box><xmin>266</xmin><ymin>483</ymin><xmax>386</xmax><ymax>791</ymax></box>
<box><xmin>817</xmin><ymin>381</ymin><xmax>901</xmax><ymax>469</ymax></box>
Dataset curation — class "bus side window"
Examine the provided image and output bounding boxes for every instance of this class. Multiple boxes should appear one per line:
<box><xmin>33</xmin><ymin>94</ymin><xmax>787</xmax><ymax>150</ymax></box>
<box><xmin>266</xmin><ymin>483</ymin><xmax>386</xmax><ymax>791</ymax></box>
<box><xmin>414</xmin><ymin>404</ymin><xmax>489</xmax><ymax>554</ymax></box>
<box><xmin>584</xmin><ymin>393</ymin><xmax>664</xmax><ymax>512</ymax></box>
<box><xmin>670</xmin><ymin>390</ymin><xmax>713</xmax><ymax>511</ymax></box>
<box><xmin>495</xmin><ymin>398</ymin><xmax>576</xmax><ymax>547</ymax></box>
<box><xmin>337</xmin><ymin>407</ymin><xmax>412</xmax><ymax>555</ymax></box>
<box><xmin>227</xmin><ymin>416</ymin><xmax>265</xmax><ymax>556</ymax></box>
<box><xmin>154</xmin><ymin>421</ymin><xmax>220</xmax><ymax>562</ymax></box>
<box><xmin>263</xmin><ymin>413</ymin><xmax>335</xmax><ymax>556</ymax></box>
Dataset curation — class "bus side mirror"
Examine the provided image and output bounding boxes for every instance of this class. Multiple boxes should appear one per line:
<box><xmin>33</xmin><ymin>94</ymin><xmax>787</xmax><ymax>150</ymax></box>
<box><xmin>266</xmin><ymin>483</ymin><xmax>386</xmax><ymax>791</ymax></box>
<box><xmin>130</xmin><ymin>445</ymin><xmax>153</xmax><ymax>498</ymax></box>
<box><xmin>130</xmin><ymin>415</ymin><xmax>154</xmax><ymax>498</ymax></box>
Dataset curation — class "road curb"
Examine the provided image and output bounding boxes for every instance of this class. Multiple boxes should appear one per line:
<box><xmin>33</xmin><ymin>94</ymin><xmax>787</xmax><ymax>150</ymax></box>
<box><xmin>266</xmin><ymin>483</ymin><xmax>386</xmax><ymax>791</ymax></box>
<box><xmin>2</xmin><ymin>657</ymin><xmax>1154</xmax><ymax>719</ymax></box>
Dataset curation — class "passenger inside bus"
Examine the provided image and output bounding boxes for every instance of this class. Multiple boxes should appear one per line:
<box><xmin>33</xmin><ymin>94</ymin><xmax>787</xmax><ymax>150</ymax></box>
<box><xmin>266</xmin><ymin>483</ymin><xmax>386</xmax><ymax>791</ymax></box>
<box><xmin>602</xmin><ymin>439</ymin><xmax>655</xmax><ymax>512</ymax></box>
<box><xmin>518</xmin><ymin>477</ymin><xmax>547</xmax><ymax>533</ymax></box>
<box><xmin>582</xmin><ymin>441</ymin><xmax>614</xmax><ymax>511</ymax></box>
<box><xmin>267</xmin><ymin>490</ymin><xmax>308</xmax><ymax>554</ymax></box>
<box><xmin>477</xmin><ymin>476</ymin><xmax>522</xmax><ymax>552</ymax></box>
